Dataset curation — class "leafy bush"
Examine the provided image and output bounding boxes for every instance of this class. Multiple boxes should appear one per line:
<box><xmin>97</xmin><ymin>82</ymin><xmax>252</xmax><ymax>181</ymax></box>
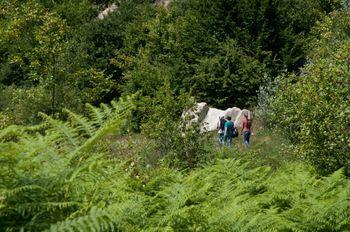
<box><xmin>264</xmin><ymin>10</ymin><xmax>350</xmax><ymax>174</ymax></box>
<box><xmin>119</xmin><ymin>0</ymin><xmax>339</xmax><ymax>108</ymax></box>
<box><xmin>0</xmin><ymin>85</ymin><xmax>53</xmax><ymax>125</ymax></box>
<box><xmin>140</xmin><ymin>81</ymin><xmax>213</xmax><ymax>169</ymax></box>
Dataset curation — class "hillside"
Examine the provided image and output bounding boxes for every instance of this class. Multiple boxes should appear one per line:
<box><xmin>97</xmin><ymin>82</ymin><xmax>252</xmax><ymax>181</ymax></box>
<box><xmin>1</xmin><ymin>0</ymin><xmax>350</xmax><ymax>231</ymax></box>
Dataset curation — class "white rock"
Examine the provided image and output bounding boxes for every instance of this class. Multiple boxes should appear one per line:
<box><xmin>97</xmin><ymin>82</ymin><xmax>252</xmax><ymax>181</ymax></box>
<box><xmin>224</xmin><ymin>107</ymin><xmax>241</xmax><ymax>122</ymax></box>
<box><xmin>201</xmin><ymin>107</ymin><xmax>225</xmax><ymax>132</ymax></box>
<box><xmin>97</xmin><ymin>1</ymin><xmax>171</xmax><ymax>21</ymax></box>
<box><xmin>182</xmin><ymin>102</ymin><xmax>209</xmax><ymax>127</ymax></box>
<box><xmin>97</xmin><ymin>3</ymin><xmax>118</xmax><ymax>20</ymax></box>
<box><xmin>182</xmin><ymin>102</ymin><xmax>253</xmax><ymax>132</ymax></box>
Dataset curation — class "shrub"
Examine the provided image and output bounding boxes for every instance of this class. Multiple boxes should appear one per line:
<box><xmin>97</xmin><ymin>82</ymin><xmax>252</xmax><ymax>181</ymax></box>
<box><xmin>140</xmin><ymin>81</ymin><xmax>213</xmax><ymax>169</ymax></box>
<box><xmin>0</xmin><ymin>84</ymin><xmax>84</xmax><ymax>126</ymax></box>
<box><xmin>265</xmin><ymin>11</ymin><xmax>350</xmax><ymax>174</ymax></box>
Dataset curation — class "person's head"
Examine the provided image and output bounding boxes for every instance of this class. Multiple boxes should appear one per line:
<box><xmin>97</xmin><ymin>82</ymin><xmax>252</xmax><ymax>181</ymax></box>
<box><xmin>226</xmin><ymin>116</ymin><xmax>231</xmax><ymax>121</ymax></box>
<box><xmin>244</xmin><ymin>111</ymin><xmax>249</xmax><ymax>119</ymax></box>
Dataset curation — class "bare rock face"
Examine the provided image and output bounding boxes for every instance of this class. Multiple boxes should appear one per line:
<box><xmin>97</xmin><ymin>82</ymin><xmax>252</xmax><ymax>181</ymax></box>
<box><xmin>182</xmin><ymin>102</ymin><xmax>209</xmax><ymax>126</ymax></box>
<box><xmin>224</xmin><ymin>107</ymin><xmax>241</xmax><ymax>121</ymax></box>
<box><xmin>183</xmin><ymin>103</ymin><xmax>253</xmax><ymax>132</ymax></box>
<box><xmin>201</xmin><ymin>107</ymin><xmax>225</xmax><ymax>132</ymax></box>
<box><xmin>97</xmin><ymin>3</ymin><xmax>118</xmax><ymax>20</ymax></box>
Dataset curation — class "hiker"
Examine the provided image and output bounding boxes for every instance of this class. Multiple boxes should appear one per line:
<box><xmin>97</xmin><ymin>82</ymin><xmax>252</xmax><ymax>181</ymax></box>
<box><xmin>241</xmin><ymin>112</ymin><xmax>253</xmax><ymax>147</ymax></box>
<box><xmin>224</xmin><ymin>116</ymin><xmax>235</xmax><ymax>147</ymax></box>
<box><xmin>217</xmin><ymin>116</ymin><xmax>226</xmax><ymax>144</ymax></box>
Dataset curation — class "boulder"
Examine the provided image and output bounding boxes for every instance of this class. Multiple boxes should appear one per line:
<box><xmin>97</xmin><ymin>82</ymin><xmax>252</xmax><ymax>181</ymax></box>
<box><xmin>97</xmin><ymin>1</ymin><xmax>171</xmax><ymax>21</ymax></box>
<box><xmin>181</xmin><ymin>102</ymin><xmax>209</xmax><ymax>127</ymax></box>
<box><xmin>224</xmin><ymin>107</ymin><xmax>241</xmax><ymax>122</ymax></box>
<box><xmin>182</xmin><ymin>102</ymin><xmax>253</xmax><ymax>132</ymax></box>
<box><xmin>201</xmin><ymin>107</ymin><xmax>225</xmax><ymax>132</ymax></box>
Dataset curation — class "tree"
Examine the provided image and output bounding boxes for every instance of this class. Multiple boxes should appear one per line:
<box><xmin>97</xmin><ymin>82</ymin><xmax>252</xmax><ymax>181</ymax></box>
<box><xmin>266</xmin><ymin>10</ymin><xmax>350</xmax><ymax>174</ymax></box>
<box><xmin>191</xmin><ymin>39</ymin><xmax>265</xmax><ymax>108</ymax></box>
<box><xmin>121</xmin><ymin>0</ymin><xmax>341</xmax><ymax>109</ymax></box>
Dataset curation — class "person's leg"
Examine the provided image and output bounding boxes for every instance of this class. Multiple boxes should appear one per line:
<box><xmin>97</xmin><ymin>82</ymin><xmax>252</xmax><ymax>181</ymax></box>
<box><xmin>227</xmin><ymin>136</ymin><xmax>233</xmax><ymax>147</ymax></box>
<box><xmin>246</xmin><ymin>131</ymin><xmax>251</xmax><ymax>145</ymax></box>
<box><xmin>220</xmin><ymin>133</ymin><xmax>225</xmax><ymax>144</ymax></box>
<box><xmin>244</xmin><ymin>131</ymin><xmax>251</xmax><ymax>147</ymax></box>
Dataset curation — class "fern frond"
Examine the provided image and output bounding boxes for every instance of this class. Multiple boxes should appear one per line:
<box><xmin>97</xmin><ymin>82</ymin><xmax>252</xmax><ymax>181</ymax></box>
<box><xmin>14</xmin><ymin>202</ymin><xmax>80</xmax><ymax>215</ymax></box>
<box><xmin>39</xmin><ymin>113</ymin><xmax>80</xmax><ymax>148</ymax></box>
<box><xmin>1</xmin><ymin>185</ymin><xmax>44</xmax><ymax>198</ymax></box>
<box><xmin>0</xmin><ymin>125</ymin><xmax>26</xmax><ymax>142</ymax></box>
<box><xmin>0</xmin><ymin>123</ymin><xmax>47</xmax><ymax>143</ymax></box>
<box><xmin>47</xmin><ymin>200</ymin><xmax>144</xmax><ymax>232</ymax></box>
<box><xmin>64</xmin><ymin>109</ymin><xmax>96</xmax><ymax>137</ymax></box>
<box><xmin>85</xmin><ymin>103</ymin><xmax>106</xmax><ymax>127</ymax></box>
<box><xmin>100</xmin><ymin>103</ymin><xmax>112</xmax><ymax>118</ymax></box>
<box><xmin>68</xmin><ymin>97</ymin><xmax>135</xmax><ymax>161</ymax></box>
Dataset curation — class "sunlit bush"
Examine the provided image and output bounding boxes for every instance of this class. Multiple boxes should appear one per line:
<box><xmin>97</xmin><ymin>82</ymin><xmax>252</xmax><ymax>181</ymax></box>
<box><xmin>266</xmin><ymin>11</ymin><xmax>350</xmax><ymax>174</ymax></box>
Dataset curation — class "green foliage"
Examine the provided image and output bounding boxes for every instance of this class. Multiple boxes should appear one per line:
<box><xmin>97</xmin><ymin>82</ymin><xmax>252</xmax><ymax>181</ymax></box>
<box><xmin>192</xmin><ymin>39</ymin><xmax>265</xmax><ymax>108</ymax></box>
<box><xmin>120</xmin><ymin>0</ymin><xmax>340</xmax><ymax>108</ymax></box>
<box><xmin>264</xmin><ymin>10</ymin><xmax>350</xmax><ymax>174</ymax></box>
<box><xmin>0</xmin><ymin>0</ymin><xmax>121</xmax><ymax>124</ymax></box>
<box><xmin>142</xmin><ymin>160</ymin><xmax>350</xmax><ymax>231</ymax></box>
<box><xmin>0</xmin><ymin>85</ymin><xmax>52</xmax><ymax>126</ymax></box>
<box><xmin>1</xmin><ymin>95</ymin><xmax>350</xmax><ymax>230</ymax></box>
<box><xmin>140</xmin><ymin>80</ymin><xmax>213</xmax><ymax>169</ymax></box>
<box><xmin>0</xmin><ymin>96</ymin><xmax>136</xmax><ymax>231</ymax></box>
<box><xmin>49</xmin><ymin>0</ymin><xmax>97</xmax><ymax>27</ymax></box>
<box><xmin>0</xmin><ymin>0</ymin><xmax>343</xmax><ymax>124</ymax></box>
<box><xmin>73</xmin><ymin>0</ymin><xmax>156</xmax><ymax>104</ymax></box>
<box><xmin>2</xmin><ymin>2</ymin><xmax>350</xmax><ymax>230</ymax></box>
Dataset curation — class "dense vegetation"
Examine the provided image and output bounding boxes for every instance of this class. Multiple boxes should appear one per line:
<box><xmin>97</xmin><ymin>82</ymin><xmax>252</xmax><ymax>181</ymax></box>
<box><xmin>0</xmin><ymin>0</ymin><xmax>341</xmax><ymax>125</ymax></box>
<box><xmin>263</xmin><ymin>9</ymin><xmax>350</xmax><ymax>174</ymax></box>
<box><xmin>1</xmin><ymin>0</ymin><xmax>350</xmax><ymax>231</ymax></box>
<box><xmin>1</xmin><ymin>100</ymin><xmax>350</xmax><ymax>231</ymax></box>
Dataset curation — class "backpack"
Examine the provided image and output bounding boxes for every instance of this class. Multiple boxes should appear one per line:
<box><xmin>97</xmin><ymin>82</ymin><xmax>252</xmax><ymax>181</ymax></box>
<box><xmin>232</xmin><ymin>126</ymin><xmax>238</xmax><ymax>138</ymax></box>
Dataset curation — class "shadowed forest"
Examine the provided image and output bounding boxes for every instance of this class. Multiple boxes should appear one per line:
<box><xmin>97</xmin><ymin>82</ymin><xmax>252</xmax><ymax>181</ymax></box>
<box><xmin>1</xmin><ymin>0</ymin><xmax>350</xmax><ymax>231</ymax></box>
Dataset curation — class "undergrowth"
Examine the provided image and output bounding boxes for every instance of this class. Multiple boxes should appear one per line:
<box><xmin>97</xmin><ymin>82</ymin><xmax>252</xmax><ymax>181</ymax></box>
<box><xmin>1</xmin><ymin>98</ymin><xmax>349</xmax><ymax>231</ymax></box>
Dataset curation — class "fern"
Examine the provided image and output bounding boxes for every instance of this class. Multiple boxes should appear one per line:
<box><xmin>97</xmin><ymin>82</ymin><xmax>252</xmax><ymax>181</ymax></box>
<box><xmin>100</xmin><ymin>103</ymin><xmax>113</xmax><ymax>119</ymax></box>
<box><xmin>68</xmin><ymin>96</ymin><xmax>135</xmax><ymax>161</ymax></box>
<box><xmin>64</xmin><ymin>109</ymin><xmax>95</xmax><ymax>137</ymax></box>
<box><xmin>1</xmin><ymin>95</ymin><xmax>350</xmax><ymax>231</ymax></box>
<box><xmin>47</xmin><ymin>200</ymin><xmax>146</xmax><ymax>232</ymax></box>
<box><xmin>40</xmin><ymin>112</ymin><xmax>81</xmax><ymax>148</ymax></box>
<box><xmin>0</xmin><ymin>97</ymin><xmax>136</xmax><ymax>231</ymax></box>
<box><xmin>85</xmin><ymin>103</ymin><xmax>106</xmax><ymax>127</ymax></box>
